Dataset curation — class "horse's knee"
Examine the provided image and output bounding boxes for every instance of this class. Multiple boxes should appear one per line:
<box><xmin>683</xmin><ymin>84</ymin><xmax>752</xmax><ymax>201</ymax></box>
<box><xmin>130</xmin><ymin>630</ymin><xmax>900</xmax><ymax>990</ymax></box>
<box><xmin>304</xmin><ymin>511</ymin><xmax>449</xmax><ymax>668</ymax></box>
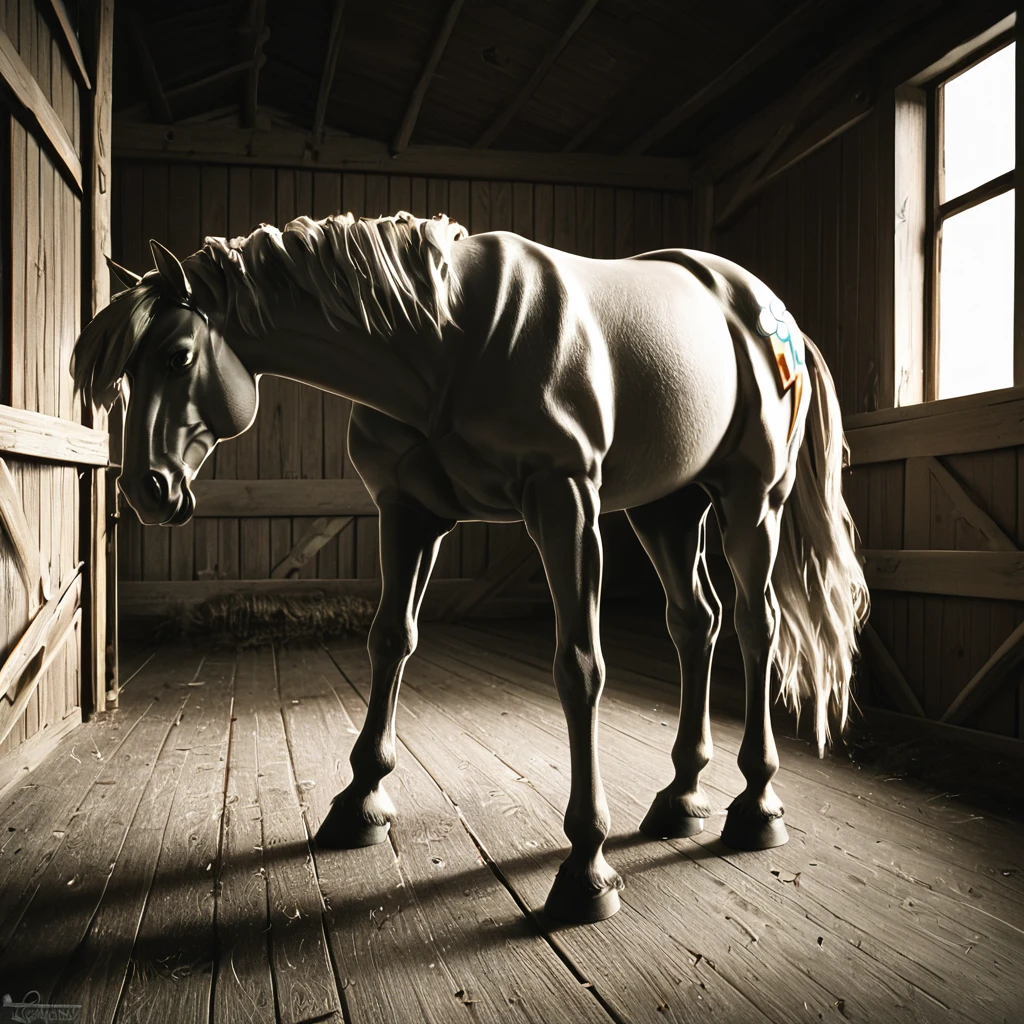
<box><xmin>553</xmin><ymin>638</ymin><xmax>605</xmax><ymax>708</ymax></box>
<box><xmin>733</xmin><ymin>591</ymin><xmax>778</xmax><ymax>649</ymax></box>
<box><xmin>368</xmin><ymin>616</ymin><xmax>416</xmax><ymax>668</ymax></box>
<box><xmin>666</xmin><ymin>587</ymin><xmax>721</xmax><ymax>652</ymax></box>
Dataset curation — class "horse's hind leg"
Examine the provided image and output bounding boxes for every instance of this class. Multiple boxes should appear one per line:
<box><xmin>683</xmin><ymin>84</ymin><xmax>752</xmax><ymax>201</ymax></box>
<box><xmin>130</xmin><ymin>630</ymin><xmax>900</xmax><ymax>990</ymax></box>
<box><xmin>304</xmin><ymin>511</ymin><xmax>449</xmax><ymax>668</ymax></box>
<box><xmin>627</xmin><ymin>486</ymin><xmax>722</xmax><ymax>838</ymax></box>
<box><xmin>714</xmin><ymin>474</ymin><xmax>790</xmax><ymax>851</ymax></box>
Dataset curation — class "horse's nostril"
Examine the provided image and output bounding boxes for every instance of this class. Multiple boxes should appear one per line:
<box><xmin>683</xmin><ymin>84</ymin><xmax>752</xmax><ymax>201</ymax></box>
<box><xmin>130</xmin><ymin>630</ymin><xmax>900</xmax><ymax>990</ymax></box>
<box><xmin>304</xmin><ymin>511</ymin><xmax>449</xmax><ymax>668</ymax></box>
<box><xmin>147</xmin><ymin>471</ymin><xmax>167</xmax><ymax>505</ymax></box>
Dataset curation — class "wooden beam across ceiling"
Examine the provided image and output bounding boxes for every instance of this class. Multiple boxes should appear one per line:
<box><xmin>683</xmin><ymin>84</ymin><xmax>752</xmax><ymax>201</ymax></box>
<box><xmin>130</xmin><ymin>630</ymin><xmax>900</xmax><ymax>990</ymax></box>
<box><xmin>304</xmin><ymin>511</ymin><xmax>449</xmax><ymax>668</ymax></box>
<box><xmin>311</xmin><ymin>0</ymin><xmax>346</xmax><ymax>145</ymax></box>
<box><xmin>113</xmin><ymin>119</ymin><xmax>695</xmax><ymax>190</ymax></box>
<box><xmin>475</xmin><ymin>0</ymin><xmax>600</xmax><ymax>150</ymax></box>
<box><xmin>623</xmin><ymin>0</ymin><xmax>833</xmax><ymax>157</ymax></box>
<box><xmin>126</xmin><ymin>9</ymin><xmax>172</xmax><ymax>124</ymax></box>
<box><xmin>392</xmin><ymin>0</ymin><xmax>464</xmax><ymax>155</ymax></box>
<box><xmin>242</xmin><ymin>0</ymin><xmax>269</xmax><ymax>129</ymax></box>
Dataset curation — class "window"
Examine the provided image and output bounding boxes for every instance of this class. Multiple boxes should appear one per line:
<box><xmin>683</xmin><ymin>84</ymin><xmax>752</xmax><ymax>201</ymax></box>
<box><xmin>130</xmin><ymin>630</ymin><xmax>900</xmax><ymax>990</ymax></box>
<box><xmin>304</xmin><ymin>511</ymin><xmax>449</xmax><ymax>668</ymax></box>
<box><xmin>929</xmin><ymin>40</ymin><xmax>1015</xmax><ymax>401</ymax></box>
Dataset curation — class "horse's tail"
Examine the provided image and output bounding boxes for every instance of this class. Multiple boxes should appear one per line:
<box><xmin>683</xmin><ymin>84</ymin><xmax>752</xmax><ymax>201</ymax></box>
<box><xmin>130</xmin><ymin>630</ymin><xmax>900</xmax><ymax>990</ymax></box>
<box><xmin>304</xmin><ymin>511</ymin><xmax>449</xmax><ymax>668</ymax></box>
<box><xmin>773</xmin><ymin>336</ymin><xmax>869</xmax><ymax>755</ymax></box>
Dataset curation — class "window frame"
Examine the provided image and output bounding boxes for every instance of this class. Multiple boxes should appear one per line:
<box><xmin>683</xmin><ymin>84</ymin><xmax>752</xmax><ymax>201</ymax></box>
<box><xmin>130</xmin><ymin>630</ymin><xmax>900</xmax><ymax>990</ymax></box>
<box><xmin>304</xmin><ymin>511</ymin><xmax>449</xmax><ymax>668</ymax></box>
<box><xmin>924</xmin><ymin>30</ymin><xmax>1016</xmax><ymax>402</ymax></box>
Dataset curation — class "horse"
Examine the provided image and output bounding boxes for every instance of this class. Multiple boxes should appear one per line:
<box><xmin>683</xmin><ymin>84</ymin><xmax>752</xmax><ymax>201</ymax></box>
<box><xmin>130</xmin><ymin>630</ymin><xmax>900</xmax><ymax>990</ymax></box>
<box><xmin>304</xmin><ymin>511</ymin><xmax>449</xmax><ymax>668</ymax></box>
<box><xmin>72</xmin><ymin>210</ymin><xmax>869</xmax><ymax>925</ymax></box>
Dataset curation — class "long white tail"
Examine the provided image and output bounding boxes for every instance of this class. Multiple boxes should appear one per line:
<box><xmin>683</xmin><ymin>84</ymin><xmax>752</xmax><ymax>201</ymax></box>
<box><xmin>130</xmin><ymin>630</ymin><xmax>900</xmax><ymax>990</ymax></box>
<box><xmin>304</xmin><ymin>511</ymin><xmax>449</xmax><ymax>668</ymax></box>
<box><xmin>772</xmin><ymin>337</ymin><xmax>870</xmax><ymax>754</ymax></box>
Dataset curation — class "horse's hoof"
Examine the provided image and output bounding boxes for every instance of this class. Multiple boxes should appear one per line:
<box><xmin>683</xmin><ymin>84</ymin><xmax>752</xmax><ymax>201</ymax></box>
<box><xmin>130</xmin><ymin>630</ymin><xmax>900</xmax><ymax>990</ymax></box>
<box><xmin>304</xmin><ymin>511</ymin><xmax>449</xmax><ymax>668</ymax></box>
<box><xmin>640</xmin><ymin>789</ymin><xmax>709</xmax><ymax>839</ymax></box>
<box><xmin>720</xmin><ymin>803</ymin><xmax>789</xmax><ymax>851</ymax></box>
<box><xmin>315</xmin><ymin>798</ymin><xmax>391</xmax><ymax>849</ymax></box>
<box><xmin>543</xmin><ymin>860</ymin><xmax>623</xmax><ymax>924</ymax></box>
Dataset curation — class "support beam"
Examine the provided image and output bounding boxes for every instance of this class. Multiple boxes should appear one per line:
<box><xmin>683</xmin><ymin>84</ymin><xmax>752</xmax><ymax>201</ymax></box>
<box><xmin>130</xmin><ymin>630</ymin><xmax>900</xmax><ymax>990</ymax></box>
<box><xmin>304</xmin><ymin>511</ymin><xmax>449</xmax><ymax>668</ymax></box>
<box><xmin>624</xmin><ymin>0</ymin><xmax>831</xmax><ymax>156</ymax></box>
<box><xmin>190</xmin><ymin>479</ymin><xmax>376</xmax><ymax>517</ymax></box>
<box><xmin>693</xmin><ymin>1</ymin><xmax>934</xmax><ymax>184</ymax></box>
<box><xmin>392</xmin><ymin>0</ymin><xmax>464</xmax><ymax>155</ymax></box>
<box><xmin>311</xmin><ymin>0</ymin><xmax>346</xmax><ymax>145</ymax></box>
<box><xmin>941</xmin><ymin>620</ymin><xmax>1024</xmax><ymax>725</ymax></box>
<box><xmin>126</xmin><ymin>9</ymin><xmax>172</xmax><ymax>123</ymax></box>
<box><xmin>475</xmin><ymin>0</ymin><xmax>599</xmax><ymax>150</ymax></box>
<box><xmin>84</xmin><ymin>0</ymin><xmax>116</xmax><ymax>715</ymax></box>
<box><xmin>862</xmin><ymin>549</ymin><xmax>1024</xmax><ymax>600</ymax></box>
<box><xmin>114</xmin><ymin>120</ymin><xmax>695</xmax><ymax>190</ymax></box>
<box><xmin>0</xmin><ymin>24</ymin><xmax>82</xmax><ymax>190</ymax></box>
<box><xmin>719</xmin><ymin>85</ymin><xmax>874</xmax><ymax>222</ymax></box>
<box><xmin>271</xmin><ymin>516</ymin><xmax>353</xmax><ymax>579</ymax></box>
<box><xmin>119</xmin><ymin>579</ymin><xmax>548</xmax><ymax>620</ymax></box>
<box><xmin>714</xmin><ymin>123</ymin><xmax>794</xmax><ymax>229</ymax></box>
<box><xmin>918</xmin><ymin>456</ymin><xmax>1019</xmax><ymax>552</ymax></box>
<box><xmin>43</xmin><ymin>0</ymin><xmax>92</xmax><ymax>89</ymax></box>
<box><xmin>859</xmin><ymin>623</ymin><xmax>926</xmax><ymax>717</ymax></box>
<box><xmin>242</xmin><ymin>0</ymin><xmax>268</xmax><ymax>129</ymax></box>
<box><xmin>845</xmin><ymin>386</ymin><xmax>1024</xmax><ymax>464</ymax></box>
<box><xmin>0</xmin><ymin>406</ymin><xmax>110</xmax><ymax>465</ymax></box>
<box><xmin>440</xmin><ymin>528</ymin><xmax>540</xmax><ymax>621</ymax></box>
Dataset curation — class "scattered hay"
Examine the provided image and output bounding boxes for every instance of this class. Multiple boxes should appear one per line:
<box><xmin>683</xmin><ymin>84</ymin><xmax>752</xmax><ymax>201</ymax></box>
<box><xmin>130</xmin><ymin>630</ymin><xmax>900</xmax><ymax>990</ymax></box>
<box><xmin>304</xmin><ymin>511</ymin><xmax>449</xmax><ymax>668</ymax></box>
<box><xmin>157</xmin><ymin>592</ymin><xmax>376</xmax><ymax>648</ymax></box>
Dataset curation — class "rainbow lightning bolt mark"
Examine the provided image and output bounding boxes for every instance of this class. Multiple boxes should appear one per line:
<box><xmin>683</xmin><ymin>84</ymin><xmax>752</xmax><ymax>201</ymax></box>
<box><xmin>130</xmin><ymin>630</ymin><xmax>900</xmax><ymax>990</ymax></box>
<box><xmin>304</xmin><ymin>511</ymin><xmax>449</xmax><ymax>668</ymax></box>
<box><xmin>755</xmin><ymin>296</ymin><xmax>804</xmax><ymax>442</ymax></box>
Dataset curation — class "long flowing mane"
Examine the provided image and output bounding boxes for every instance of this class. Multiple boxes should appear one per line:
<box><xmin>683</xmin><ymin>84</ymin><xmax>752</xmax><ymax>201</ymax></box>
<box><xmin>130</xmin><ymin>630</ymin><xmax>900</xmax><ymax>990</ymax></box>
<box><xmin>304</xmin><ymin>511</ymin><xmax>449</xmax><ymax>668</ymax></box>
<box><xmin>72</xmin><ymin>211</ymin><xmax>466</xmax><ymax>408</ymax></box>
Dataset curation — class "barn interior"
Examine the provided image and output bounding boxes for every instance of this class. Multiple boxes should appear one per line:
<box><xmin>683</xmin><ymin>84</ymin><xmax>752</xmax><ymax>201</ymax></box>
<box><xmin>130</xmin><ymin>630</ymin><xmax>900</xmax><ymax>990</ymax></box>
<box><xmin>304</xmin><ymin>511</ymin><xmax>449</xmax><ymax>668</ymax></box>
<box><xmin>1</xmin><ymin>1</ymin><xmax>1023</xmax><ymax>1021</ymax></box>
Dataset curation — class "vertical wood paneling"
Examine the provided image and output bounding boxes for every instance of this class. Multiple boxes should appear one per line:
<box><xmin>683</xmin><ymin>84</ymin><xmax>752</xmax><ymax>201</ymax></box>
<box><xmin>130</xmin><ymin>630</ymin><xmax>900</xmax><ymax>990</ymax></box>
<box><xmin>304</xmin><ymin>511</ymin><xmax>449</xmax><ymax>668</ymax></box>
<box><xmin>1</xmin><ymin>36</ymin><xmax>84</xmax><ymax>760</ymax></box>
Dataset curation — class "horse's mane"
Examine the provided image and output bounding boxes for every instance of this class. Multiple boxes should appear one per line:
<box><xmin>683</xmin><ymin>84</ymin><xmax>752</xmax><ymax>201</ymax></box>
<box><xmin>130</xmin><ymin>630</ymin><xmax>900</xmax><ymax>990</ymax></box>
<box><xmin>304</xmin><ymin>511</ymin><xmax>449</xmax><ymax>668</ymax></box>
<box><xmin>72</xmin><ymin>211</ymin><xmax>466</xmax><ymax>408</ymax></box>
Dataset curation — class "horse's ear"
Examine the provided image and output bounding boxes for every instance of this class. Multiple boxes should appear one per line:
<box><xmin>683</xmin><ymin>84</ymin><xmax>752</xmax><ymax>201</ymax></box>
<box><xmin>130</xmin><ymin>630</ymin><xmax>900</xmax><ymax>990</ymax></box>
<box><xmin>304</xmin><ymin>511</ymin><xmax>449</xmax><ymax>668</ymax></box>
<box><xmin>105</xmin><ymin>256</ymin><xmax>141</xmax><ymax>292</ymax></box>
<box><xmin>149</xmin><ymin>239</ymin><xmax>191</xmax><ymax>303</ymax></box>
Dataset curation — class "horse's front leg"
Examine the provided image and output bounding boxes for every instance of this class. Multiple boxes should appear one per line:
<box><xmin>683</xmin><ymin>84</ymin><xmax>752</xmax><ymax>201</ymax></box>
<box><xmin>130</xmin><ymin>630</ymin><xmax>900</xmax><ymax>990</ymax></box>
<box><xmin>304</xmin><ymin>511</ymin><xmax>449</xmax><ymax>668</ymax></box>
<box><xmin>523</xmin><ymin>471</ymin><xmax>622</xmax><ymax>923</ymax></box>
<box><xmin>316</xmin><ymin>501</ymin><xmax>452</xmax><ymax>848</ymax></box>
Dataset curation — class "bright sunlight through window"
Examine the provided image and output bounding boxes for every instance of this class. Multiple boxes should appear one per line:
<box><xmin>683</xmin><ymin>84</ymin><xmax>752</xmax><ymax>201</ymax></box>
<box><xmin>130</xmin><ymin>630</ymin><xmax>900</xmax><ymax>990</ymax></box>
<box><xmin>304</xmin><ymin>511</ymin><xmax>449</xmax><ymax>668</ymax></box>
<box><xmin>935</xmin><ymin>42</ymin><xmax>1015</xmax><ymax>400</ymax></box>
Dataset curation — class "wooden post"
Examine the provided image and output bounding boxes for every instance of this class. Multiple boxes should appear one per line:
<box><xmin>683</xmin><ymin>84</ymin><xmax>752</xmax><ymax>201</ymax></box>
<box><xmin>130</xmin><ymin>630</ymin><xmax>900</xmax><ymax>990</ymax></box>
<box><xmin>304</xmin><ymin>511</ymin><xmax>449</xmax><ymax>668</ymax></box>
<box><xmin>1015</xmin><ymin>26</ymin><xmax>1024</xmax><ymax>387</ymax></box>
<box><xmin>81</xmin><ymin>0</ymin><xmax>115</xmax><ymax>714</ymax></box>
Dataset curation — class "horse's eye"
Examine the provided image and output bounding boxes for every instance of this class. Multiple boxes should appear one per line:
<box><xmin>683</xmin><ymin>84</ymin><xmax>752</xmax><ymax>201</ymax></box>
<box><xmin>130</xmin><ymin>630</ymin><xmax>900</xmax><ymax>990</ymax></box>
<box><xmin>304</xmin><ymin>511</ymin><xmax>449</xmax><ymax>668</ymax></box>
<box><xmin>168</xmin><ymin>349</ymin><xmax>194</xmax><ymax>372</ymax></box>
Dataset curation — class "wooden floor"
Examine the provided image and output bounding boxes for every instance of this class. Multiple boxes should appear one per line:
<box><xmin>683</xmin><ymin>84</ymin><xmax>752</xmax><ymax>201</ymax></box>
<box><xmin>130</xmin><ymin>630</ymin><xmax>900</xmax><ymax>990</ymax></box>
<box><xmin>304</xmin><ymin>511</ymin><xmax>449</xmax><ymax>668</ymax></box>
<box><xmin>0</xmin><ymin>620</ymin><xmax>1022</xmax><ymax>1024</ymax></box>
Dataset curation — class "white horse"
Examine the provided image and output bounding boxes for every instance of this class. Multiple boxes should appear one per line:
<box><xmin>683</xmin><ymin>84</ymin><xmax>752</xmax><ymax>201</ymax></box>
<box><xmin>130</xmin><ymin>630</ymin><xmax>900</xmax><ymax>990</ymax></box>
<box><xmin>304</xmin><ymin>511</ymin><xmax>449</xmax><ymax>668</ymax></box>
<box><xmin>73</xmin><ymin>211</ymin><xmax>868</xmax><ymax>924</ymax></box>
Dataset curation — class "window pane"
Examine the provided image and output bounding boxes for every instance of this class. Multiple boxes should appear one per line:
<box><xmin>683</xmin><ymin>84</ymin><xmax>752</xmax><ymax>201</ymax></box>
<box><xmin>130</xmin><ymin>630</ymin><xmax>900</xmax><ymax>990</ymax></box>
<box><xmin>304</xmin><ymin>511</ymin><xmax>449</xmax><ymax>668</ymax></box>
<box><xmin>942</xmin><ymin>42</ymin><xmax>1015</xmax><ymax>202</ymax></box>
<box><xmin>937</xmin><ymin>189</ymin><xmax>1014</xmax><ymax>400</ymax></box>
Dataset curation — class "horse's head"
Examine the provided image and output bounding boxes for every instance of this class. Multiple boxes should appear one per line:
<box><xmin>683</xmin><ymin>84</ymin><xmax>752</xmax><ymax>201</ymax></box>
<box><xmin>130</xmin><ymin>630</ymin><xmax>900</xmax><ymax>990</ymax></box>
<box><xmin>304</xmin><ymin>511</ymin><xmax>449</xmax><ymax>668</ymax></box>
<box><xmin>73</xmin><ymin>241</ymin><xmax>259</xmax><ymax>526</ymax></box>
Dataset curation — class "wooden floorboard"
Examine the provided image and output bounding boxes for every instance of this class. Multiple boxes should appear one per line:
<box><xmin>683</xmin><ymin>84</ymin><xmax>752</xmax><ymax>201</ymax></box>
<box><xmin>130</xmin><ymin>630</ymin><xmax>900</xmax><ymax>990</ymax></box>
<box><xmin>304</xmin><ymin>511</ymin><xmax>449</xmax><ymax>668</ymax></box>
<box><xmin>409</xmin><ymin>626</ymin><xmax>1018</xmax><ymax>1023</ymax></box>
<box><xmin>0</xmin><ymin>626</ymin><xmax>1020</xmax><ymax>1023</ymax></box>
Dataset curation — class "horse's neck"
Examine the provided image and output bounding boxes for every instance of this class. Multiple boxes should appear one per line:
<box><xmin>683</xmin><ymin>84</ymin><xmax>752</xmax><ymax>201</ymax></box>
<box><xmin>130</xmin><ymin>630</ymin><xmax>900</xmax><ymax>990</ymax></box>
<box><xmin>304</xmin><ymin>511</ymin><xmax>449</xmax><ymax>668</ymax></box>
<box><xmin>227</xmin><ymin>298</ymin><xmax>438</xmax><ymax>431</ymax></box>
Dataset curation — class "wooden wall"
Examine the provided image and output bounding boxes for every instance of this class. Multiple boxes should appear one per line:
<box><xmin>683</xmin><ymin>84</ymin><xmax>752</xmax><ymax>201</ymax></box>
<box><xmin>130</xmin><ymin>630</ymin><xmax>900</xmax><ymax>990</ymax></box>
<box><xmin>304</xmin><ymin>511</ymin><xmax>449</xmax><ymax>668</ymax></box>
<box><xmin>0</xmin><ymin>1</ymin><xmax>85</xmax><ymax>775</ymax></box>
<box><xmin>712</xmin><ymin>110</ymin><xmax>1024</xmax><ymax>742</ymax></box>
<box><xmin>110</xmin><ymin>160</ymin><xmax>692</xmax><ymax>591</ymax></box>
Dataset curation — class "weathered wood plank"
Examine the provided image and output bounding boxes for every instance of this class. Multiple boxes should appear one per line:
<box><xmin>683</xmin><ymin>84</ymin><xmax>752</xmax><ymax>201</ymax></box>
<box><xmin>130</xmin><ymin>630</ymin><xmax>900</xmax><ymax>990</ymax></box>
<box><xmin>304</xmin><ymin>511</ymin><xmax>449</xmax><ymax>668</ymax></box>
<box><xmin>250</xmin><ymin>649</ymin><xmax>340</xmax><ymax>1024</ymax></box>
<box><xmin>846</xmin><ymin>392</ymin><xmax>1024</xmax><ymax>464</ymax></box>
<box><xmin>0</xmin><ymin>405</ymin><xmax>109</xmax><ymax>465</ymax></box>
<box><xmin>113</xmin><ymin>121</ymin><xmax>695</xmax><ymax>191</ymax></box>
<box><xmin>0</xmin><ymin>652</ymin><xmax>206</xmax><ymax>1003</ymax></box>
<box><xmin>270</xmin><ymin>515</ymin><xmax>352</xmax><ymax>579</ymax></box>
<box><xmin>0</xmin><ymin>22</ymin><xmax>81</xmax><ymax>189</ymax></box>
<box><xmin>941</xmin><ymin>619</ymin><xmax>1024</xmax><ymax>727</ymax></box>
<box><xmin>211</xmin><ymin>649</ymin><xmax>275</xmax><ymax>1024</ymax></box>
<box><xmin>117</xmin><ymin>577</ymin><xmax>545</xmax><ymax>620</ymax></box>
<box><xmin>47</xmin><ymin>658</ymin><xmax>210</xmax><ymax>1023</ymax></box>
<box><xmin>115</xmin><ymin>652</ymin><xmax>235</xmax><ymax>1023</ymax></box>
<box><xmin>863</xmin><ymin>548</ymin><xmax>1024</xmax><ymax>600</ymax></box>
<box><xmin>190</xmin><ymin>478</ymin><xmax>376</xmax><ymax>517</ymax></box>
<box><xmin>278</xmin><ymin>644</ymin><xmax>610</xmax><ymax>1024</ymax></box>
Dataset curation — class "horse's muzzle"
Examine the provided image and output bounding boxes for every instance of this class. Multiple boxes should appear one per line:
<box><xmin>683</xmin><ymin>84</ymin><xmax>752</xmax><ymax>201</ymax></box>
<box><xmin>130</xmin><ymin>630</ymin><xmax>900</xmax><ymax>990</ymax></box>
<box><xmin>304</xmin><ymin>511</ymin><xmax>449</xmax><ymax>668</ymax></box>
<box><xmin>121</xmin><ymin>468</ymin><xmax>196</xmax><ymax>526</ymax></box>
<box><xmin>165</xmin><ymin>484</ymin><xmax>196</xmax><ymax>526</ymax></box>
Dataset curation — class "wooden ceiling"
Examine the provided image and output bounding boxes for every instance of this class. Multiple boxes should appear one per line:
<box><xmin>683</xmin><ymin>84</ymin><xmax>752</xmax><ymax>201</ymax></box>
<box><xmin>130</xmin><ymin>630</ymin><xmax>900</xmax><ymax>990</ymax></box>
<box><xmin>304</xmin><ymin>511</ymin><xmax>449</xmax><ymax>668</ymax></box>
<box><xmin>114</xmin><ymin>0</ymin><xmax>897</xmax><ymax>161</ymax></box>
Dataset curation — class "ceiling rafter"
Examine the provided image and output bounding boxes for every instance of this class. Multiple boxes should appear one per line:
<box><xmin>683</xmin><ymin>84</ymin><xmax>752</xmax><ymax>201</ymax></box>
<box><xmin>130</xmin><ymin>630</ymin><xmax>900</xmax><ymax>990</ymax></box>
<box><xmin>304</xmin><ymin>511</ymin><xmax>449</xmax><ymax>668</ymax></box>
<box><xmin>126</xmin><ymin>9</ymin><xmax>172</xmax><ymax>123</ymax></box>
<box><xmin>243</xmin><ymin>0</ymin><xmax>269</xmax><ymax>129</ymax></box>
<box><xmin>621</xmin><ymin>0</ymin><xmax>831</xmax><ymax>156</ymax></box>
<box><xmin>475</xmin><ymin>0</ymin><xmax>600</xmax><ymax>150</ymax></box>
<box><xmin>311</xmin><ymin>0</ymin><xmax>347</xmax><ymax>146</ymax></box>
<box><xmin>391</xmin><ymin>0</ymin><xmax>465</xmax><ymax>156</ymax></box>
